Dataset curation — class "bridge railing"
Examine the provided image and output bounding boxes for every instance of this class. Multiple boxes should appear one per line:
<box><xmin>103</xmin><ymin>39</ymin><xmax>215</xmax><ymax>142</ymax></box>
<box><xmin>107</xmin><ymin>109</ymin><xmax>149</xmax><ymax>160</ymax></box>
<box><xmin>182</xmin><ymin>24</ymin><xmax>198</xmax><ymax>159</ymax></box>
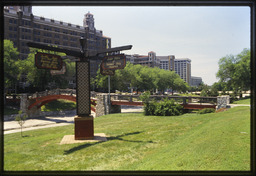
<box><xmin>110</xmin><ymin>94</ymin><xmax>217</xmax><ymax>105</ymax></box>
<box><xmin>4</xmin><ymin>94</ymin><xmax>21</xmax><ymax>106</ymax></box>
<box><xmin>28</xmin><ymin>89</ymin><xmax>77</xmax><ymax>99</ymax></box>
<box><xmin>26</xmin><ymin>89</ymin><xmax>99</xmax><ymax>100</ymax></box>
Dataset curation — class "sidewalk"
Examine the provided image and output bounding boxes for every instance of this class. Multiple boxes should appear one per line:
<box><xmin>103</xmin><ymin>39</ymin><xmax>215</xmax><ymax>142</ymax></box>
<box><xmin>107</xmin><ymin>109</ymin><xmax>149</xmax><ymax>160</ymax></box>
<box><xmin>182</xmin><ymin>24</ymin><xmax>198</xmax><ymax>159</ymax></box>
<box><xmin>229</xmin><ymin>104</ymin><xmax>250</xmax><ymax>108</ymax></box>
<box><xmin>4</xmin><ymin>111</ymin><xmax>78</xmax><ymax>134</ymax></box>
<box><xmin>4</xmin><ymin>106</ymin><xmax>143</xmax><ymax>134</ymax></box>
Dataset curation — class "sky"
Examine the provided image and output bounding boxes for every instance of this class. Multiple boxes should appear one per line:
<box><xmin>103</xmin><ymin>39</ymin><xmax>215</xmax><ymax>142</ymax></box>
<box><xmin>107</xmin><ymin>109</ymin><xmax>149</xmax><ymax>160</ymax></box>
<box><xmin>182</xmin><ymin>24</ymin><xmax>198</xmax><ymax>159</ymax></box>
<box><xmin>32</xmin><ymin>6</ymin><xmax>250</xmax><ymax>85</ymax></box>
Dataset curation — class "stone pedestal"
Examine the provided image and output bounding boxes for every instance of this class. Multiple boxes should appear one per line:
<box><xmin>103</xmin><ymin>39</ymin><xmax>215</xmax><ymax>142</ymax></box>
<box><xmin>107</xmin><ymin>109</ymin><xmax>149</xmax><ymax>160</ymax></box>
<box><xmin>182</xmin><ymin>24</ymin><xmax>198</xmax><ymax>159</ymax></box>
<box><xmin>20</xmin><ymin>93</ymin><xmax>41</xmax><ymax>117</ymax></box>
<box><xmin>95</xmin><ymin>94</ymin><xmax>121</xmax><ymax>117</ymax></box>
<box><xmin>74</xmin><ymin>115</ymin><xmax>94</xmax><ymax>140</ymax></box>
<box><xmin>217</xmin><ymin>95</ymin><xmax>230</xmax><ymax>110</ymax></box>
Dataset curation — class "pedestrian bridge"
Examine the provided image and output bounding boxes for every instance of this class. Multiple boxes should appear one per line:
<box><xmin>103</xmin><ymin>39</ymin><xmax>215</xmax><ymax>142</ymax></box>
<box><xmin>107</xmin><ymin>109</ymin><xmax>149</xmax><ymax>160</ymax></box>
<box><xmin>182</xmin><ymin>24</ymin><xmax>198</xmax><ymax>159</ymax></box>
<box><xmin>21</xmin><ymin>89</ymin><xmax>221</xmax><ymax>117</ymax></box>
<box><xmin>24</xmin><ymin>89</ymin><xmax>96</xmax><ymax>113</ymax></box>
<box><xmin>110</xmin><ymin>94</ymin><xmax>217</xmax><ymax>110</ymax></box>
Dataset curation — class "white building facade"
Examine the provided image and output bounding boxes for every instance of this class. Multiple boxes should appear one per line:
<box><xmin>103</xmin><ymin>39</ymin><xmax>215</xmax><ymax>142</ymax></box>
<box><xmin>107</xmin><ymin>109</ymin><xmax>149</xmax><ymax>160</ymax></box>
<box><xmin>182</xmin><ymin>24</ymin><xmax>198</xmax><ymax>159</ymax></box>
<box><xmin>174</xmin><ymin>58</ymin><xmax>191</xmax><ymax>85</ymax></box>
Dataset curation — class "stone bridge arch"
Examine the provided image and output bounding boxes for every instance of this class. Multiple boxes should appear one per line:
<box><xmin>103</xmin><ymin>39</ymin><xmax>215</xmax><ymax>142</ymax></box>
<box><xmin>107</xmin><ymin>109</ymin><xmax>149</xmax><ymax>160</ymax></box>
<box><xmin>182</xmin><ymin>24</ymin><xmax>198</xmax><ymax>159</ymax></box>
<box><xmin>20</xmin><ymin>89</ymin><xmax>97</xmax><ymax>117</ymax></box>
<box><xmin>28</xmin><ymin>95</ymin><xmax>76</xmax><ymax>110</ymax></box>
<box><xmin>28</xmin><ymin>94</ymin><xmax>96</xmax><ymax>112</ymax></box>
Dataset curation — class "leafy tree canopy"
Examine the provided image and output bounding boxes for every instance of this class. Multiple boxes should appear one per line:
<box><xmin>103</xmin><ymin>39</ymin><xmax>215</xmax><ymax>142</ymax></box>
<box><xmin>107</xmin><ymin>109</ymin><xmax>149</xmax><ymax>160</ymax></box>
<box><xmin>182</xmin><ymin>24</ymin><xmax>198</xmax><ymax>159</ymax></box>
<box><xmin>95</xmin><ymin>62</ymin><xmax>188</xmax><ymax>94</ymax></box>
<box><xmin>216</xmin><ymin>48</ymin><xmax>250</xmax><ymax>92</ymax></box>
<box><xmin>4</xmin><ymin>40</ymin><xmax>19</xmax><ymax>90</ymax></box>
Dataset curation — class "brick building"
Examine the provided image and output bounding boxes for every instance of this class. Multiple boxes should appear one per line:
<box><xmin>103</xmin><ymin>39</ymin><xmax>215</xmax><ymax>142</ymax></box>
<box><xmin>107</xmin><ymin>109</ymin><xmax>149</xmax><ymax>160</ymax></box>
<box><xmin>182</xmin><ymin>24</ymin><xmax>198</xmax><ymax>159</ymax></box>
<box><xmin>4</xmin><ymin>6</ymin><xmax>111</xmax><ymax>89</ymax></box>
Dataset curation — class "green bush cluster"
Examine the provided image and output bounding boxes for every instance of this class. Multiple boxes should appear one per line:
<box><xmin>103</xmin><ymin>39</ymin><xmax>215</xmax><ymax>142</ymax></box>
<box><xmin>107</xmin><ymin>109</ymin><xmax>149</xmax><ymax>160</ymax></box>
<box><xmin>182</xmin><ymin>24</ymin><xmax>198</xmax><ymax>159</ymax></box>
<box><xmin>143</xmin><ymin>99</ymin><xmax>184</xmax><ymax>116</ymax></box>
<box><xmin>197</xmin><ymin>108</ymin><xmax>216</xmax><ymax>114</ymax></box>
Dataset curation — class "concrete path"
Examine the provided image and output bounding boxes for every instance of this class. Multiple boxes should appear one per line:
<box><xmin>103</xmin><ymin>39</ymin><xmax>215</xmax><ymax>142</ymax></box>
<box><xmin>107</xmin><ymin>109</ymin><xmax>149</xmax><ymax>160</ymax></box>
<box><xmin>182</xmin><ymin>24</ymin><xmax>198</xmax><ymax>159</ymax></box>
<box><xmin>229</xmin><ymin>104</ymin><xmax>250</xmax><ymax>108</ymax></box>
<box><xmin>4</xmin><ymin>106</ymin><xmax>143</xmax><ymax>134</ymax></box>
<box><xmin>4</xmin><ymin>111</ymin><xmax>77</xmax><ymax>134</ymax></box>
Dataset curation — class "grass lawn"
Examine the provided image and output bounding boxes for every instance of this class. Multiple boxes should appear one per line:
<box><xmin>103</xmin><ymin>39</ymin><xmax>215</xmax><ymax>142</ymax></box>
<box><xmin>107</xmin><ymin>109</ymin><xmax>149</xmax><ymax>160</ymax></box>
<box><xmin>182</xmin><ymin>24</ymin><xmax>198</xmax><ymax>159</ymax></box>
<box><xmin>41</xmin><ymin>99</ymin><xmax>76</xmax><ymax>112</ymax></box>
<box><xmin>4</xmin><ymin>106</ymin><xmax>250</xmax><ymax>171</ymax></box>
<box><xmin>232</xmin><ymin>98</ymin><xmax>250</xmax><ymax>105</ymax></box>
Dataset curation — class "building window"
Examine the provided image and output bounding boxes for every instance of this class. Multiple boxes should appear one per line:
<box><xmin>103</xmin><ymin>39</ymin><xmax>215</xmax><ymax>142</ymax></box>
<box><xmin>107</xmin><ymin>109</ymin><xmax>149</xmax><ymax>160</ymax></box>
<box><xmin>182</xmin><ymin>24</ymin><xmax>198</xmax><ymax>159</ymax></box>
<box><xmin>33</xmin><ymin>30</ymin><xmax>40</xmax><ymax>35</ymax></box>
<box><xmin>55</xmin><ymin>28</ymin><xmax>60</xmax><ymax>32</ymax></box>
<box><xmin>44</xmin><ymin>33</ymin><xmax>52</xmax><ymax>37</ymax></box>
<box><xmin>44</xmin><ymin>26</ymin><xmax>51</xmax><ymax>31</ymax></box>
<box><xmin>22</xmin><ymin>20</ymin><xmax>31</xmax><ymax>26</ymax></box>
<box><xmin>34</xmin><ymin>23</ymin><xmax>40</xmax><ymax>28</ymax></box>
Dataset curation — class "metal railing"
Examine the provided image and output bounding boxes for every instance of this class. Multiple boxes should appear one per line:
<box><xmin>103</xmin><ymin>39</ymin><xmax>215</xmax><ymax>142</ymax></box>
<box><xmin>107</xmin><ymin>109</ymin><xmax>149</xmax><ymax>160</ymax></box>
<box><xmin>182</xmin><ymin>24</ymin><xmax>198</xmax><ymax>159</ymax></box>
<box><xmin>28</xmin><ymin>89</ymin><xmax>77</xmax><ymax>99</ymax></box>
<box><xmin>110</xmin><ymin>94</ymin><xmax>217</xmax><ymax>105</ymax></box>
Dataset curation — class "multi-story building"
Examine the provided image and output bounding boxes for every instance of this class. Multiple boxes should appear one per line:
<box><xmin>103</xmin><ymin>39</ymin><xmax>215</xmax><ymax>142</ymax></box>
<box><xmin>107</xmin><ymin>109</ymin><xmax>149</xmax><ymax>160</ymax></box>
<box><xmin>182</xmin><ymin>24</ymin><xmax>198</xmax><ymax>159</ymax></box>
<box><xmin>126</xmin><ymin>51</ymin><xmax>160</xmax><ymax>68</ymax></box>
<box><xmin>174</xmin><ymin>58</ymin><xmax>191</xmax><ymax>85</ymax></box>
<box><xmin>127</xmin><ymin>52</ymin><xmax>192</xmax><ymax>85</ymax></box>
<box><xmin>4</xmin><ymin>6</ymin><xmax>111</xmax><ymax>89</ymax></box>
<box><xmin>157</xmin><ymin>55</ymin><xmax>175</xmax><ymax>71</ymax></box>
<box><xmin>191</xmin><ymin>76</ymin><xmax>202</xmax><ymax>87</ymax></box>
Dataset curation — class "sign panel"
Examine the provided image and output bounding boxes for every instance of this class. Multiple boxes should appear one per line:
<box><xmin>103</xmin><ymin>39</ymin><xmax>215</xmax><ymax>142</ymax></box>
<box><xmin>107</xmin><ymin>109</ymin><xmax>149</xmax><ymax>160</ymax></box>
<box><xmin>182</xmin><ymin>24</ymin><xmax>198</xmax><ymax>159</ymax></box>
<box><xmin>50</xmin><ymin>62</ymin><xmax>66</xmax><ymax>75</ymax></box>
<box><xmin>101</xmin><ymin>54</ymin><xmax>126</xmax><ymax>70</ymax></box>
<box><xmin>100</xmin><ymin>62</ymin><xmax>115</xmax><ymax>76</ymax></box>
<box><xmin>35</xmin><ymin>52</ymin><xmax>63</xmax><ymax>70</ymax></box>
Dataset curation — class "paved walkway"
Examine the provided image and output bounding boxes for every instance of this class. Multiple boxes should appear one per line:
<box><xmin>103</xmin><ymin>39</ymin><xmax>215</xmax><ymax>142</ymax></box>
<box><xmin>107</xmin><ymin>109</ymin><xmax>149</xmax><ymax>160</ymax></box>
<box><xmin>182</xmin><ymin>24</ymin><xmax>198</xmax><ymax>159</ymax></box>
<box><xmin>229</xmin><ymin>104</ymin><xmax>250</xmax><ymax>108</ymax></box>
<box><xmin>4</xmin><ymin>111</ymin><xmax>77</xmax><ymax>134</ymax></box>
<box><xmin>4</xmin><ymin>106</ymin><xmax>143</xmax><ymax>134</ymax></box>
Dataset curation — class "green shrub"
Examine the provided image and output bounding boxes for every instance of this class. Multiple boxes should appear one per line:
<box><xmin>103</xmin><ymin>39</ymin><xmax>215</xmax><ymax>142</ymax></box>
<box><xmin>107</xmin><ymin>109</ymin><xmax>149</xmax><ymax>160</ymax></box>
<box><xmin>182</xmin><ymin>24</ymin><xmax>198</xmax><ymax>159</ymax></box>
<box><xmin>197</xmin><ymin>108</ymin><xmax>215</xmax><ymax>114</ymax></box>
<box><xmin>143</xmin><ymin>101</ymin><xmax>157</xmax><ymax>116</ymax></box>
<box><xmin>143</xmin><ymin>98</ymin><xmax>184</xmax><ymax>116</ymax></box>
<box><xmin>140</xmin><ymin>91</ymin><xmax>156</xmax><ymax>115</ymax></box>
<box><xmin>139</xmin><ymin>91</ymin><xmax>151</xmax><ymax>103</ymax></box>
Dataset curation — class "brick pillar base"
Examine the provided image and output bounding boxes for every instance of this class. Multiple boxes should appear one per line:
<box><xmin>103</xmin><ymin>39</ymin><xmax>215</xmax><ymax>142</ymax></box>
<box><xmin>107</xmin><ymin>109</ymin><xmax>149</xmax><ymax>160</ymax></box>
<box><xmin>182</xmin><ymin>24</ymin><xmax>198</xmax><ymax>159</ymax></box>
<box><xmin>74</xmin><ymin>115</ymin><xmax>94</xmax><ymax>140</ymax></box>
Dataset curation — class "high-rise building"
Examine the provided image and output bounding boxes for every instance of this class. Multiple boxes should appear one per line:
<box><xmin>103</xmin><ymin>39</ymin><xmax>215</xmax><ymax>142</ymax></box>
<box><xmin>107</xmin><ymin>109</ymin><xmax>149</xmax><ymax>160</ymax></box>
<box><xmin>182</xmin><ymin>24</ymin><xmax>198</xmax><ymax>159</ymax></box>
<box><xmin>157</xmin><ymin>55</ymin><xmax>175</xmax><ymax>71</ymax></box>
<box><xmin>127</xmin><ymin>51</ymin><xmax>193</xmax><ymax>85</ymax></box>
<box><xmin>4</xmin><ymin>6</ymin><xmax>111</xmax><ymax>89</ymax></box>
<box><xmin>174</xmin><ymin>58</ymin><xmax>191</xmax><ymax>85</ymax></box>
<box><xmin>126</xmin><ymin>51</ymin><xmax>160</xmax><ymax>68</ymax></box>
<box><xmin>191</xmin><ymin>76</ymin><xmax>202</xmax><ymax>87</ymax></box>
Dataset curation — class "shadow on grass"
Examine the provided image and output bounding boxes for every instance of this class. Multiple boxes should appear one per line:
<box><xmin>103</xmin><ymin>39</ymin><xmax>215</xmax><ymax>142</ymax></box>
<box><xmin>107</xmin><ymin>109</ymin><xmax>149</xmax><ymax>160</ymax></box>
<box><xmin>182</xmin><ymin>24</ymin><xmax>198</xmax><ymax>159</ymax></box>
<box><xmin>64</xmin><ymin>131</ymin><xmax>154</xmax><ymax>155</ymax></box>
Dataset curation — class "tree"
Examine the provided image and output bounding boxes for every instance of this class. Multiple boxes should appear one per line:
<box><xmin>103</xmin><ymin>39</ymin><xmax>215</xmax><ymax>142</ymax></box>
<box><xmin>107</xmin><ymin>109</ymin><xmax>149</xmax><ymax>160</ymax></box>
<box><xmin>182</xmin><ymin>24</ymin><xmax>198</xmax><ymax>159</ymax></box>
<box><xmin>18</xmin><ymin>47</ymin><xmax>74</xmax><ymax>91</ymax></box>
<box><xmin>15</xmin><ymin>110</ymin><xmax>27</xmax><ymax>137</ymax></box>
<box><xmin>216</xmin><ymin>48</ymin><xmax>250</xmax><ymax>93</ymax></box>
<box><xmin>200</xmin><ymin>84</ymin><xmax>210</xmax><ymax>97</ymax></box>
<box><xmin>4</xmin><ymin>40</ymin><xmax>20</xmax><ymax>93</ymax></box>
<box><xmin>172</xmin><ymin>77</ymin><xmax>189</xmax><ymax>94</ymax></box>
<box><xmin>94</xmin><ymin>61</ymin><xmax>189</xmax><ymax>94</ymax></box>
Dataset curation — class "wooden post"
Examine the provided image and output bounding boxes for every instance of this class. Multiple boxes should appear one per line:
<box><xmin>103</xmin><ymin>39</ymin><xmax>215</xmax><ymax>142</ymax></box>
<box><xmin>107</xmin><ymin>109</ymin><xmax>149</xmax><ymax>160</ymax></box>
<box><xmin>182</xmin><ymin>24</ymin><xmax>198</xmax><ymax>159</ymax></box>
<box><xmin>75</xmin><ymin>60</ymin><xmax>94</xmax><ymax>140</ymax></box>
<box><xmin>74</xmin><ymin>37</ymin><xmax>94</xmax><ymax>140</ymax></box>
